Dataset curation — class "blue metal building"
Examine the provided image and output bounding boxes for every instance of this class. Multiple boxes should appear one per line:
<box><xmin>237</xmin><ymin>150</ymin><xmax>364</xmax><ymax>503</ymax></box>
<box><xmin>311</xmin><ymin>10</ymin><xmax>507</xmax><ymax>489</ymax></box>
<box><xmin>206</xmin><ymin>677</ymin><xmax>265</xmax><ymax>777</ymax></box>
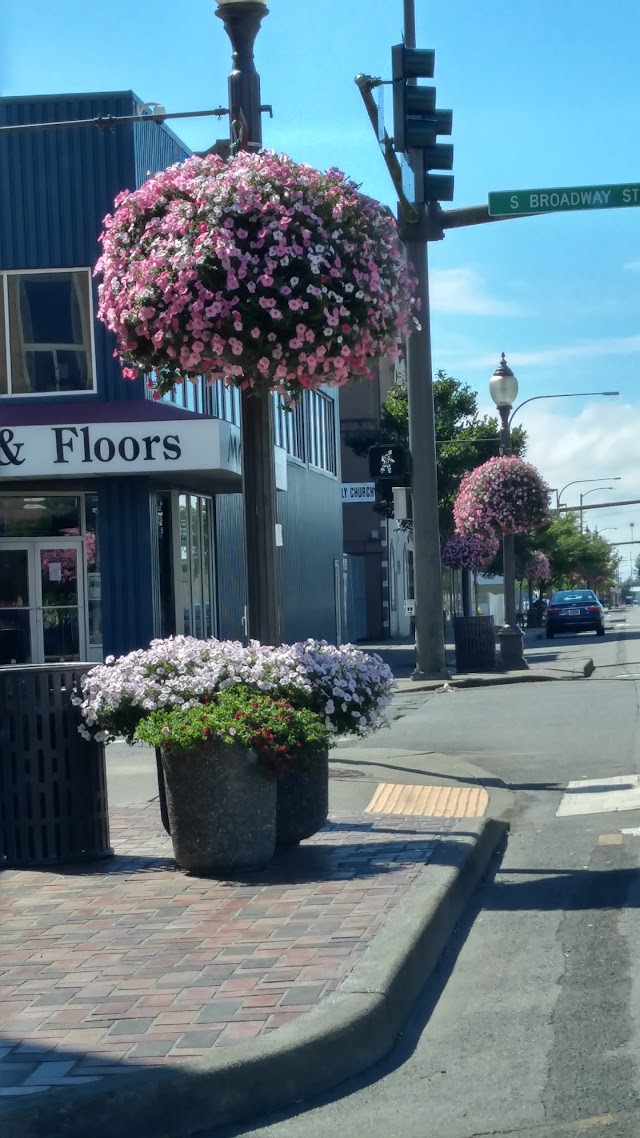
<box><xmin>0</xmin><ymin>92</ymin><xmax>343</xmax><ymax>664</ymax></box>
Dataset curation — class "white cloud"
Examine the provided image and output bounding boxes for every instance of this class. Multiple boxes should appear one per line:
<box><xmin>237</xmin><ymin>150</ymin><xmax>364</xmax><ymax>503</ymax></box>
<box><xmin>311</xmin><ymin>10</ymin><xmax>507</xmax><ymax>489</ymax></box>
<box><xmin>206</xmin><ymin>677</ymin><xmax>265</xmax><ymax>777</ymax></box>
<box><xmin>429</xmin><ymin>267</ymin><xmax>525</xmax><ymax>317</ymax></box>
<box><xmin>520</xmin><ymin>400</ymin><xmax>640</xmax><ymax>555</ymax></box>
<box><xmin>462</xmin><ymin>334</ymin><xmax>640</xmax><ymax>370</ymax></box>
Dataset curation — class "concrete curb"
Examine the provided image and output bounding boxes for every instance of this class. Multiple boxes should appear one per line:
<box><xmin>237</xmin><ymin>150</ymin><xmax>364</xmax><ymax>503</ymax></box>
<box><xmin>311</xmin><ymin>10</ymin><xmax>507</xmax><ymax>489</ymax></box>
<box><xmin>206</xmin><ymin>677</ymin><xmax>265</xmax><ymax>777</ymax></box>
<box><xmin>1</xmin><ymin>817</ymin><xmax>507</xmax><ymax>1138</ymax></box>
<box><xmin>395</xmin><ymin>657</ymin><xmax>595</xmax><ymax>693</ymax></box>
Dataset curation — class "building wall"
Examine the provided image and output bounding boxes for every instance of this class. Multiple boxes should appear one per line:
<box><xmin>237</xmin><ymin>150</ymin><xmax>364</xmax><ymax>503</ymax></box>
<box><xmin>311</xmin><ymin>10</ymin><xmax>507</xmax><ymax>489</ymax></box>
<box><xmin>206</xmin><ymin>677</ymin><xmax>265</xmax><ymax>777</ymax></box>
<box><xmin>279</xmin><ymin>461</ymin><xmax>343</xmax><ymax>643</ymax></box>
<box><xmin>98</xmin><ymin>477</ymin><xmax>158</xmax><ymax>656</ymax></box>
<box><xmin>0</xmin><ymin>91</ymin><xmax>344</xmax><ymax>659</ymax></box>
<box><xmin>339</xmin><ymin>360</ymin><xmax>400</xmax><ymax>640</ymax></box>
<box><xmin>0</xmin><ymin>91</ymin><xmax>190</xmax><ymax>405</ymax></box>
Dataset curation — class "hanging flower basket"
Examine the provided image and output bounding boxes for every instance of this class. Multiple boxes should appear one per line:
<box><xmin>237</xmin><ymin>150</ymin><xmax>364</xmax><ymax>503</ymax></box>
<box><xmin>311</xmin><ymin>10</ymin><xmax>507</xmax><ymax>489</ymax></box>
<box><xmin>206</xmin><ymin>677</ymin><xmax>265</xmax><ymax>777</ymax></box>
<box><xmin>95</xmin><ymin>151</ymin><xmax>415</xmax><ymax>404</ymax></box>
<box><xmin>523</xmin><ymin>550</ymin><xmax>551</xmax><ymax>581</ymax></box>
<box><xmin>453</xmin><ymin>455</ymin><xmax>550</xmax><ymax>538</ymax></box>
<box><xmin>441</xmin><ymin>533</ymin><xmax>499</xmax><ymax>571</ymax></box>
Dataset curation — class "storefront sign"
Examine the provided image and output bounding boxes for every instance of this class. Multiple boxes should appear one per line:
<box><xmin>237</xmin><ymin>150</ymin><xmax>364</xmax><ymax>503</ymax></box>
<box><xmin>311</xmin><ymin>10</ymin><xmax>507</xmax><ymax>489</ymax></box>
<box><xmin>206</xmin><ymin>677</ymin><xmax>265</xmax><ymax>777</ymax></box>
<box><xmin>0</xmin><ymin>419</ymin><xmax>243</xmax><ymax>480</ymax></box>
<box><xmin>342</xmin><ymin>482</ymin><xmax>376</xmax><ymax>503</ymax></box>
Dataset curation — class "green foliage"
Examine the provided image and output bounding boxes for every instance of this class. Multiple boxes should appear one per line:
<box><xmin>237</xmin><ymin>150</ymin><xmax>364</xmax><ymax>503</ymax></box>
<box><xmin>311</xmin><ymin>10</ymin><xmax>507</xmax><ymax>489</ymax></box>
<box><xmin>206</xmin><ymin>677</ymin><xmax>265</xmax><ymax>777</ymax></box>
<box><xmin>485</xmin><ymin>513</ymin><xmax>620</xmax><ymax>590</ymax></box>
<box><xmin>135</xmin><ymin>686</ymin><xmax>329</xmax><ymax>774</ymax></box>
<box><xmin>536</xmin><ymin>514</ymin><xmax>620</xmax><ymax>589</ymax></box>
<box><xmin>344</xmin><ymin>371</ymin><xmax>527</xmax><ymax>529</ymax></box>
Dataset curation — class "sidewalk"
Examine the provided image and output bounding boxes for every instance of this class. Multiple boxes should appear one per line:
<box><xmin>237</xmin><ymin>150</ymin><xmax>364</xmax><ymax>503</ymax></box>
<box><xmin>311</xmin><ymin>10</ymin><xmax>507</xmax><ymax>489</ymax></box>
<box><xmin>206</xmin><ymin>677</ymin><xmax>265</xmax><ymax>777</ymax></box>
<box><xmin>364</xmin><ymin>630</ymin><xmax>596</xmax><ymax>693</ymax></box>
<box><xmin>0</xmin><ymin>794</ymin><xmax>505</xmax><ymax>1137</ymax></box>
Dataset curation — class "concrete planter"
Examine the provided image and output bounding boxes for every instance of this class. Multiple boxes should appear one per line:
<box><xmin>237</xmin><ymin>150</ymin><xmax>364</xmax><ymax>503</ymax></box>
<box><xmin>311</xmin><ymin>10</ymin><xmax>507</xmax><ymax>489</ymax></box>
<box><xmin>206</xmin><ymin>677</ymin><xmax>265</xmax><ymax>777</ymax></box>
<box><xmin>276</xmin><ymin>745</ymin><xmax>329</xmax><ymax>848</ymax></box>
<box><xmin>160</xmin><ymin>742</ymin><xmax>276</xmax><ymax>875</ymax></box>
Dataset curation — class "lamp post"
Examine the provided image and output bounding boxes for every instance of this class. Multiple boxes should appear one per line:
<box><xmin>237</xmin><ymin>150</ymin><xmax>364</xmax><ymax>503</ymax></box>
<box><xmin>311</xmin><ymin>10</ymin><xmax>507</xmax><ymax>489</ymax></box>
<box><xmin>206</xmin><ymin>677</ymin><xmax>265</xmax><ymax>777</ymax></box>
<box><xmin>579</xmin><ymin>485</ymin><xmax>618</xmax><ymax>532</ymax></box>
<box><xmin>215</xmin><ymin>0</ymin><xmax>281</xmax><ymax>647</ymax></box>
<box><xmin>631</xmin><ymin>522</ymin><xmax>636</xmax><ymax>579</ymax></box>
<box><xmin>556</xmin><ymin>473</ymin><xmax>621</xmax><ymax>509</ymax></box>
<box><xmin>488</xmin><ymin>353</ymin><xmax>527</xmax><ymax>670</ymax></box>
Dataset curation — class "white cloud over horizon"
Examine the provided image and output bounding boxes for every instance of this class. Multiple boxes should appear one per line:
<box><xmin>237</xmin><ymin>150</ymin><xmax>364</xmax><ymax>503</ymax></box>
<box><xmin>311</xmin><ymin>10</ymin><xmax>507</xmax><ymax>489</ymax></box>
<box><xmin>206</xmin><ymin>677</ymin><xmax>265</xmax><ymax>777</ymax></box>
<box><xmin>459</xmin><ymin>334</ymin><xmax>640</xmax><ymax>371</ymax></box>
<box><xmin>516</xmin><ymin>400</ymin><xmax>640</xmax><ymax>557</ymax></box>
<box><xmin>429</xmin><ymin>267</ymin><xmax>525</xmax><ymax>317</ymax></box>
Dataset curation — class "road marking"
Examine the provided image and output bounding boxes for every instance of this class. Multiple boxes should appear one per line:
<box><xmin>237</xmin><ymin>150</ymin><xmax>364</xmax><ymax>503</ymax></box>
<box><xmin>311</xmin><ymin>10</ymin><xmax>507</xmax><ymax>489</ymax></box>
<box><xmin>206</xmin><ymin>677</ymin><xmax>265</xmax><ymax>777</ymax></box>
<box><xmin>597</xmin><ymin>833</ymin><xmax>624</xmax><ymax>845</ymax></box>
<box><xmin>556</xmin><ymin>774</ymin><xmax>640</xmax><ymax>817</ymax></box>
<box><xmin>365</xmin><ymin>782</ymin><xmax>488</xmax><ymax>818</ymax></box>
<box><xmin>620</xmin><ymin>826</ymin><xmax>640</xmax><ymax>835</ymax></box>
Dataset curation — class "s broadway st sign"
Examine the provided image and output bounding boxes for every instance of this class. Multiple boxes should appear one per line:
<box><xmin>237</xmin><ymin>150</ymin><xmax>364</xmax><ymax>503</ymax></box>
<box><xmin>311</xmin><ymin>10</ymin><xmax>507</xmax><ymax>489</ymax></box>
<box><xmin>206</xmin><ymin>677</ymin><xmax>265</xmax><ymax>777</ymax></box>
<box><xmin>488</xmin><ymin>181</ymin><xmax>640</xmax><ymax>217</ymax></box>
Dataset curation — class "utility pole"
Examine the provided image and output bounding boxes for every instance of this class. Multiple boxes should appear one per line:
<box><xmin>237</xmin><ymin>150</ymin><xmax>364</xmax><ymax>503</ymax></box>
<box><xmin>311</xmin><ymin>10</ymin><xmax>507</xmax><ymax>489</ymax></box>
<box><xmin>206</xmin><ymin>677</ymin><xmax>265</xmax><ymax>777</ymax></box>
<box><xmin>399</xmin><ymin>0</ymin><xmax>449</xmax><ymax>679</ymax></box>
<box><xmin>216</xmin><ymin>0</ymin><xmax>281</xmax><ymax>647</ymax></box>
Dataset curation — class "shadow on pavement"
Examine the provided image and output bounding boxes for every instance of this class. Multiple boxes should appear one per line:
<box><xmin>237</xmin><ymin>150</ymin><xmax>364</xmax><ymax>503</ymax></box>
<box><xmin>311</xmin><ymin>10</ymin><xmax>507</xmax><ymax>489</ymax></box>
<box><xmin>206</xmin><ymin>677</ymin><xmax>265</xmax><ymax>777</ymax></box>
<box><xmin>333</xmin><ymin>756</ymin><xmax>563</xmax><ymax>793</ymax></box>
<box><xmin>215</xmin><ymin>847</ymin><xmax>640</xmax><ymax>1137</ymax></box>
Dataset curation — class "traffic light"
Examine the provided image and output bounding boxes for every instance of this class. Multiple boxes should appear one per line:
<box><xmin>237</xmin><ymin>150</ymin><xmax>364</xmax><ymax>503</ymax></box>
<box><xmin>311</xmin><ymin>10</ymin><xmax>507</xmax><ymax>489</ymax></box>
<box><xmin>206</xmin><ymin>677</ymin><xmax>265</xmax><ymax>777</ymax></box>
<box><xmin>391</xmin><ymin>43</ymin><xmax>454</xmax><ymax>202</ymax></box>
<box><xmin>368</xmin><ymin>444</ymin><xmax>410</xmax><ymax>480</ymax></box>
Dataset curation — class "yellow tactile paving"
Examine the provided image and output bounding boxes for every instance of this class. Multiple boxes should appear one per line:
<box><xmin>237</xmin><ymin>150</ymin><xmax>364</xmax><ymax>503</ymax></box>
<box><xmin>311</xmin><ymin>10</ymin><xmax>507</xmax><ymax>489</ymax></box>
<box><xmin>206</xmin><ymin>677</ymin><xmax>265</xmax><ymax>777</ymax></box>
<box><xmin>364</xmin><ymin>782</ymin><xmax>489</xmax><ymax>818</ymax></box>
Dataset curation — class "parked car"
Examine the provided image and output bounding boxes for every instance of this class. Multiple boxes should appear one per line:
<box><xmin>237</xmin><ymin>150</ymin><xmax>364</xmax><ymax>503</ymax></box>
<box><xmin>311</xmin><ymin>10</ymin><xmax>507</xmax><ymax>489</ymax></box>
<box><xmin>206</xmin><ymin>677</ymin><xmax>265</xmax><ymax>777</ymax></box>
<box><xmin>544</xmin><ymin>589</ymin><xmax>605</xmax><ymax>639</ymax></box>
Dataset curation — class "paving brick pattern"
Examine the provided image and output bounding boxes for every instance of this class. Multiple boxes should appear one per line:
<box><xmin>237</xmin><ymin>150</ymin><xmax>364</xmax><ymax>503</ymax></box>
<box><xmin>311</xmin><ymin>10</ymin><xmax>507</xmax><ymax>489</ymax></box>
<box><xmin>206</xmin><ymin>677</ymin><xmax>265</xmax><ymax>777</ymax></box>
<box><xmin>0</xmin><ymin>802</ymin><xmax>456</xmax><ymax>1097</ymax></box>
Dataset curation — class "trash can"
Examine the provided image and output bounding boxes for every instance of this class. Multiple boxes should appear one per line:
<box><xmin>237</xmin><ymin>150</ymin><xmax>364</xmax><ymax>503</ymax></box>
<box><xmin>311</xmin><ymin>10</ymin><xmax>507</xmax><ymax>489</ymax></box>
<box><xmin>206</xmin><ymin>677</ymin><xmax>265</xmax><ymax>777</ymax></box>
<box><xmin>452</xmin><ymin>616</ymin><xmax>496</xmax><ymax>673</ymax></box>
<box><xmin>0</xmin><ymin>664</ymin><xmax>112</xmax><ymax>868</ymax></box>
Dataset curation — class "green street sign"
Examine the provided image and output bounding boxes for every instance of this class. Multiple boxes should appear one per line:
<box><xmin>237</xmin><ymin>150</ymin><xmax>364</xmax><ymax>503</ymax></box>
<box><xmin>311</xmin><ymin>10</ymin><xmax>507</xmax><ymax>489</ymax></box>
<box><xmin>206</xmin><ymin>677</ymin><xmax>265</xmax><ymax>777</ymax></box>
<box><xmin>488</xmin><ymin>181</ymin><xmax>640</xmax><ymax>217</ymax></box>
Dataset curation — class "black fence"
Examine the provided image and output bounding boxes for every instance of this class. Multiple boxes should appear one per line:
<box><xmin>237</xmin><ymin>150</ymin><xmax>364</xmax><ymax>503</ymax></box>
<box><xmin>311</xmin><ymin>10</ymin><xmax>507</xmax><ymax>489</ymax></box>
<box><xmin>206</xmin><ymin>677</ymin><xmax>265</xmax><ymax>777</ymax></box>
<box><xmin>0</xmin><ymin>664</ymin><xmax>112</xmax><ymax>868</ymax></box>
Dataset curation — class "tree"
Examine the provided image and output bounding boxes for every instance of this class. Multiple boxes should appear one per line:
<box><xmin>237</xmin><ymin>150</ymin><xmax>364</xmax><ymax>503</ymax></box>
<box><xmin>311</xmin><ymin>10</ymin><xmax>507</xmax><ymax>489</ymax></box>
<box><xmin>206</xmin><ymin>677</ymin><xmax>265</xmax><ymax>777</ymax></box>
<box><xmin>534</xmin><ymin>514</ymin><xmax>620</xmax><ymax>592</ymax></box>
<box><xmin>345</xmin><ymin>372</ymin><xmax>527</xmax><ymax>530</ymax></box>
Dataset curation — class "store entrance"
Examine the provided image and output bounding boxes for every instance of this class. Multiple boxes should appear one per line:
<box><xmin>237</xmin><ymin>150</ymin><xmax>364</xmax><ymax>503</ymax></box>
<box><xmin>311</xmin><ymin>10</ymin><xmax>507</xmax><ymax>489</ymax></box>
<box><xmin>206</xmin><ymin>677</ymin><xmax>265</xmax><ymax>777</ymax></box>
<box><xmin>0</xmin><ymin>540</ymin><xmax>86</xmax><ymax>664</ymax></box>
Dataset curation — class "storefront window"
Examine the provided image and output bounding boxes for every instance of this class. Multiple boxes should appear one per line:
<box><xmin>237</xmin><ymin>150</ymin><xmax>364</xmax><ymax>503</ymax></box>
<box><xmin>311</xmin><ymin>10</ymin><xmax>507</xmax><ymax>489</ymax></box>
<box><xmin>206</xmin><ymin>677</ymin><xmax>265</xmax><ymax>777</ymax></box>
<box><xmin>84</xmin><ymin>494</ymin><xmax>101</xmax><ymax>650</ymax></box>
<box><xmin>178</xmin><ymin>493</ymin><xmax>215</xmax><ymax>639</ymax></box>
<box><xmin>0</xmin><ymin>495</ymin><xmax>81</xmax><ymax>538</ymax></box>
<box><xmin>157</xmin><ymin>494</ymin><xmax>175</xmax><ymax>639</ymax></box>
<box><xmin>4</xmin><ymin>270</ymin><xmax>95</xmax><ymax>395</ymax></box>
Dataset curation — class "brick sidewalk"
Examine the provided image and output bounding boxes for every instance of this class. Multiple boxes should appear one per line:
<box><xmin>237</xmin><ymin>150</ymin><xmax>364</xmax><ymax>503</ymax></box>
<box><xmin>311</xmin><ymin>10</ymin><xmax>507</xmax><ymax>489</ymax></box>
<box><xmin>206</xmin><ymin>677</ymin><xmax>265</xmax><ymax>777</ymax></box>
<box><xmin>0</xmin><ymin>803</ymin><xmax>456</xmax><ymax>1097</ymax></box>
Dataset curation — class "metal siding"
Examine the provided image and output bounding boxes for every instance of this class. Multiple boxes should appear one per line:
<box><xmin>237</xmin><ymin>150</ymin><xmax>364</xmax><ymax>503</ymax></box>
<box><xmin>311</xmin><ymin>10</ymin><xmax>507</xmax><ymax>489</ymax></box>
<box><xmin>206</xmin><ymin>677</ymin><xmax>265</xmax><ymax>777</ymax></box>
<box><xmin>0</xmin><ymin>93</ymin><xmax>189</xmax><ymax>405</ymax></box>
<box><xmin>133</xmin><ymin>119</ymin><xmax>190</xmax><ymax>189</ymax></box>
<box><xmin>98</xmin><ymin>477</ymin><xmax>157</xmax><ymax>656</ymax></box>
<box><xmin>214</xmin><ymin>493</ymin><xmax>247</xmax><ymax>641</ymax></box>
<box><xmin>279</xmin><ymin>463</ymin><xmax>343</xmax><ymax>643</ymax></box>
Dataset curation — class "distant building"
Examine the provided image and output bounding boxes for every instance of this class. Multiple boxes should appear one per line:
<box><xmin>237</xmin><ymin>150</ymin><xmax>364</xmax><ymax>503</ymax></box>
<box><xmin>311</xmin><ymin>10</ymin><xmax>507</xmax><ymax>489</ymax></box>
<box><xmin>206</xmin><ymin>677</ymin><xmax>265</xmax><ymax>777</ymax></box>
<box><xmin>339</xmin><ymin>358</ymin><xmax>412</xmax><ymax>640</ymax></box>
<box><xmin>0</xmin><ymin>91</ymin><xmax>343</xmax><ymax>664</ymax></box>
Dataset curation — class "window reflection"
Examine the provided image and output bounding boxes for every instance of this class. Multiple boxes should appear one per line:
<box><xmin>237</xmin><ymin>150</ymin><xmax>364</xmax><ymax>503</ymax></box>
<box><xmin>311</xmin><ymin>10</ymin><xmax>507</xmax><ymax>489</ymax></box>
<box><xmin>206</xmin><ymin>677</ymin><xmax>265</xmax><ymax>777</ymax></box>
<box><xmin>178</xmin><ymin>493</ymin><xmax>215</xmax><ymax>639</ymax></box>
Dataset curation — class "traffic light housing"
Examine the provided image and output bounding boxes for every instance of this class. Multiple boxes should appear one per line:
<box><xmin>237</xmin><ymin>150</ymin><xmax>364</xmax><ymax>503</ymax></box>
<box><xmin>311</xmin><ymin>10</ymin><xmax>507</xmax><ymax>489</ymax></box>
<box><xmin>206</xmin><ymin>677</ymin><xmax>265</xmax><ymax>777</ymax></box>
<box><xmin>368</xmin><ymin>444</ymin><xmax>410</xmax><ymax>481</ymax></box>
<box><xmin>391</xmin><ymin>43</ymin><xmax>454</xmax><ymax>202</ymax></box>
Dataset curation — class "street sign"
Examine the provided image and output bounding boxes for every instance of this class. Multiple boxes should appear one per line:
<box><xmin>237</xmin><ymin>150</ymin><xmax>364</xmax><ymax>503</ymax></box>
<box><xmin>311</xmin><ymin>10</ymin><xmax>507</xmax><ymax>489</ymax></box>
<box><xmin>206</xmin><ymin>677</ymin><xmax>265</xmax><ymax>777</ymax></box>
<box><xmin>342</xmin><ymin>482</ymin><xmax>376</xmax><ymax>504</ymax></box>
<box><xmin>488</xmin><ymin>181</ymin><xmax>640</xmax><ymax>217</ymax></box>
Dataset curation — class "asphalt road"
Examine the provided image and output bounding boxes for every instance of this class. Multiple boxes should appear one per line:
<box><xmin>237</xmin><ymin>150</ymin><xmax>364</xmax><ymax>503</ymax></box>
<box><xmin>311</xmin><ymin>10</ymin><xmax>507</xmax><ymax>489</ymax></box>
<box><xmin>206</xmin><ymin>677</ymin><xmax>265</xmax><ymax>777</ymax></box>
<box><xmin>208</xmin><ymin>610</ymin><xmax>640</xmax><ymax>1138</ymax></box>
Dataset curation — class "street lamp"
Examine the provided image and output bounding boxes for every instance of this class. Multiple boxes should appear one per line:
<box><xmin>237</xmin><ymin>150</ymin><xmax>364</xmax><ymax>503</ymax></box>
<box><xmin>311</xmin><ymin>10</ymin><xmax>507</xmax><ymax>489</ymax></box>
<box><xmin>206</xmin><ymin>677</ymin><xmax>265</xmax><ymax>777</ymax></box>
<box><xmin>215</xmin><ymin>0</ymin><xmax>282</xmax><ymax>647</ymax></box>
<box><xmin>509</xmin><ymin>390</ymin><xmax>618</xmax><ymax>430</ymax></box>
<box><xmin>579</xmin><ymin>485</ymin><xmax>619</xmax><ymax>532</ymax></box>
<box><xmin>489</xmin><ymin>353</ymin><xmax>527</xmax><ymax>670</ymax></box>
<box><xmin>557</xmin><ymin>475</ymin><xmax>621</xmax><ymax>509</ymax></box>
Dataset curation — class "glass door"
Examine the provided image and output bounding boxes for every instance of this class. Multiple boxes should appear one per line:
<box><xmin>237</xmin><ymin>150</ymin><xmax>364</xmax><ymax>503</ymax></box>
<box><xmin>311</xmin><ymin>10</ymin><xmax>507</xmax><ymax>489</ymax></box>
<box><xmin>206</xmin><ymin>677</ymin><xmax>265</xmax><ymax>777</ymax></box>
<box><xmin>0</xmin><ymin>545</ymin><xmax>36</xmax><ymax>664</ymax></box>
<box><xmin>35</xmin><ymin>541</ymin><xmax>86</xmax><ymax>662</ymax></box>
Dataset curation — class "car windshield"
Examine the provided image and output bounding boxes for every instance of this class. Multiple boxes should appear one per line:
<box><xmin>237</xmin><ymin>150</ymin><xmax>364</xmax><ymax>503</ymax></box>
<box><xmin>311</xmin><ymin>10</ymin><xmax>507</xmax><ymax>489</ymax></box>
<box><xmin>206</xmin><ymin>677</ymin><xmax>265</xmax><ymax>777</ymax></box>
<box><xmin>551</xmin><ymin>591</ymin><xmax>597</xmax><ymax>603</ymax></box>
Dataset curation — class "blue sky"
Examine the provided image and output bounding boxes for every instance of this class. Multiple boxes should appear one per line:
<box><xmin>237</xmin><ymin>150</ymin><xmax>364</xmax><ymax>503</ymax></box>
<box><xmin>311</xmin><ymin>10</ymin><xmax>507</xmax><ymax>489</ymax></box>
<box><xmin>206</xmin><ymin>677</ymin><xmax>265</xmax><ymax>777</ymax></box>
<box><xmin>3</xmin><ymin>0</ymin><xmax>640</xmax><ymax>552</ymax></box>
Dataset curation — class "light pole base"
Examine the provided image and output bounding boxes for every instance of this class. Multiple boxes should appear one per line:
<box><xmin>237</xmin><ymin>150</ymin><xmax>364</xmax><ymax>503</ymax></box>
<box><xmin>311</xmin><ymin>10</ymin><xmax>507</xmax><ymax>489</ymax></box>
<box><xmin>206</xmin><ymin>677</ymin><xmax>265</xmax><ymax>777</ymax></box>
<box><xmin>411</xmin><ymin>664</ymin><xmax>451</xmax><ymax>682</ymax></box>
<box><xmin>497</xmin><ymin>624</ymin><xmax>528</xmax><ymax>671</ymax></box>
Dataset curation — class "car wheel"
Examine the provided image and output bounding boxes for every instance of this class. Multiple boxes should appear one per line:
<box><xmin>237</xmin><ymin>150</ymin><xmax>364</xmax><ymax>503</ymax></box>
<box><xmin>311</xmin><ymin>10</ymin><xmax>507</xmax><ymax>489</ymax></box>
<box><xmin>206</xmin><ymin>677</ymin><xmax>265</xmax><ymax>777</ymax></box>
<box><xmin>546</xmin><ymin>628</ymin><xmax>554</xmax><ymax>639</ymax></box>
<box><xmin>596</xmin><ymin>626</ymin><xmax>605</xmax><ymax>637</ymax></box>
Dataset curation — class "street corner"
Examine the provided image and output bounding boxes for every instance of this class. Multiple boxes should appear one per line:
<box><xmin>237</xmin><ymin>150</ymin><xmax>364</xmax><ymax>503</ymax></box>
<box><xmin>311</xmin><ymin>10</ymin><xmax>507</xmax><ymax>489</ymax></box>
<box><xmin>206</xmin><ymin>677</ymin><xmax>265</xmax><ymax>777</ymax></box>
<box><xmin>0</xmin><ymin>807</ymin><xmax>507</xmax><ymax>1138</ymax></box>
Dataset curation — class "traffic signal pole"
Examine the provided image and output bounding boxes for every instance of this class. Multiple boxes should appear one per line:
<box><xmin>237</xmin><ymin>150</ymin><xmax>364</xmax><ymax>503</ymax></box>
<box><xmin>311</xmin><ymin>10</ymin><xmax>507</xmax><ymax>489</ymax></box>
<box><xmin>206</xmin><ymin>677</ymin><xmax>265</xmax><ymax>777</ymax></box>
<box><xmin>400</xmin><ymin>209</ymin><xmax>449</xmax><ymax>678</ymax></box>
<box><xmin>401</xmin><ymin>1</ymin><xmax>449</xmax><ymax>679</ymax></box>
